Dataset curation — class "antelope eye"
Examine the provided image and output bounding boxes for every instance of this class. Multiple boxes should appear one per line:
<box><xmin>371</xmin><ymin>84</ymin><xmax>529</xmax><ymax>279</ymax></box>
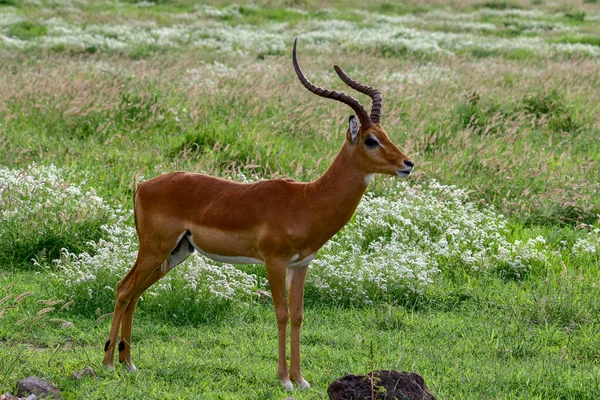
<box><xmin>364</xmin><ymin>138</ymin><xmax>379</xmax><ymax>148</ymax></box>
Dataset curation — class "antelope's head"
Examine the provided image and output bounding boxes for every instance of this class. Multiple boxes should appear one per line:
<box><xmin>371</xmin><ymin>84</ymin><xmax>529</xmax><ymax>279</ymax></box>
<box><xmin>293</xmin><ymin>39</ymin><xmax>414</xmax><ymax>178</ymax></box>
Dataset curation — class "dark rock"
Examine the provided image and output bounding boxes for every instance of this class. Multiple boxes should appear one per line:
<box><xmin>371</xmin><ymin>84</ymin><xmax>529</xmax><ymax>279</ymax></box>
<box><xmin>16</xmin><ymin>377</ymin><xmax>62</xmax><ymax>400</ymax></box>
<box><xmin>328</xmin><ymin>370</ymin><xmax>436</xmax><ymax>400</ymax></box>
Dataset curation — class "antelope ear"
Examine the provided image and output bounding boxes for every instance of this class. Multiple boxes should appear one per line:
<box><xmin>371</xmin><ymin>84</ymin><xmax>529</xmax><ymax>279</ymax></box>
<box><xmin>347</xmin><ymin>115</ymin><xmax>359</xmax><ymax>144</ymax></box>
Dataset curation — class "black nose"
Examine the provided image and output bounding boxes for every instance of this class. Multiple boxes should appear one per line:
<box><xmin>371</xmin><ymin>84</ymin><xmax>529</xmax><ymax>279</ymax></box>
<box><xmin>404</xmin><ymin>160</ymin><xmax>414</xmax><ymax>168</ymax></box>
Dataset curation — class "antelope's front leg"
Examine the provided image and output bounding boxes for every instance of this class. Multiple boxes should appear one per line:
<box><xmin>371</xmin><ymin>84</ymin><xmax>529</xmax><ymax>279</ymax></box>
<box><xmin>289</xmin><ymin>266</ymin><xmax>310</xmax><ymax>389</ymax></box>
<box><xmin>265</xmin><ymin>258</ymin><xmax>292</xmax><ymax>390</ymax></box>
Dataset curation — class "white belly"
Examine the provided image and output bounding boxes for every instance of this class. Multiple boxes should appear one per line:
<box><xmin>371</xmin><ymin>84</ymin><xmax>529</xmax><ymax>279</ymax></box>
<box><xmin>287</xmin><ymin>253</ymin><xmax>316</xmax><ymax>268</ymax></box>
<box><xmin>196</xmin><ymin>247</ymin><xmax>265</xmax><ymax>265</ymax></box>
<box><xmin>187</xmin><ymin>234</ymin><xmax>314</xmax><ymax>267</ymax></box>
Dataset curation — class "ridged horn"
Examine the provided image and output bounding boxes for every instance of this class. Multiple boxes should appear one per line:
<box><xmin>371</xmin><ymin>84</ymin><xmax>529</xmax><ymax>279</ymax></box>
<box><xmin>292</xmin><ymin>38</ymin><xmax>372</xmax><ymax>129</ymax></box>
<box><xmin>334</xmin><ymin>65</ymin><xmax>383</xmax><ymax>125</ymax></box>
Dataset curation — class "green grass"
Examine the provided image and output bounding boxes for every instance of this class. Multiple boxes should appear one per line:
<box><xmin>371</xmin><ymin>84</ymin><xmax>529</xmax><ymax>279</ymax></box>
<box><xmin>1</xmin><ymin>0</ymin><xmax>600</xmax><ymax>399</ymax></box>
<box><xmin>554</xmin><ymin>35</ymin><xmax>600</xmax><ymax>47</ymax></box>
<box><xmin>0</xmin><ymin>0</ymin><xmax>21</xmax><ymax>7</ymax></box>
<box><xmin>2</xmin><ymin>265</ymin><xmax>600</xmax><ymax>399</ymax></box>
<box><xmin>474</xmin><ymin>1</ymin><xmax>523</xmax><ymax>10</ymax></box>
<box><xmin>7</xmin><ymin>21</ymin><xmax>46</xmax><ymax>39</ymax></box>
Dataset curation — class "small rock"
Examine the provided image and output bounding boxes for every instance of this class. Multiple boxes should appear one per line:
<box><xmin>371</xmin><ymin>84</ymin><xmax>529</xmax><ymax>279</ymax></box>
<box><xmin>16</xmin><ymin>377</ymin><xmax>62</xmax><ymax>400</ymax></box>
<box><xmin>328</xmin><ymin>370</ymin><xmax>436</xmax><ymax>400</ymax></box>
<box><xmin>72</xmin><ymin>366</ymin><xmax>97</xmax><ymax>380</ymax></box>
<box><xmin>1</xmin><ymin>393</ymin><xmax>17</xmax><ymax>400</ymax></box>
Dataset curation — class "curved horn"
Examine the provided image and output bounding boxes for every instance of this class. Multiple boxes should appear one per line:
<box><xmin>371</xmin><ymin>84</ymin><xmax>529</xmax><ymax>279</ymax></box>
<box><xmin>334</xmin><ymin>65</ymin><xmax>383</xmax><ymax>125</ymax></box>
<box><xmin>292</xmin><ymin>39</ymin><xmax>372</xmax><ymax>129</ymax></box>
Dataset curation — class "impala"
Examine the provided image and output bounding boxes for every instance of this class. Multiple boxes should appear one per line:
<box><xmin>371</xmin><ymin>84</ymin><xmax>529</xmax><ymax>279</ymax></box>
<box><xmin>102</xmin><ymin>39</ymin><xmax>414</xmax><ymax>390</ymax></box>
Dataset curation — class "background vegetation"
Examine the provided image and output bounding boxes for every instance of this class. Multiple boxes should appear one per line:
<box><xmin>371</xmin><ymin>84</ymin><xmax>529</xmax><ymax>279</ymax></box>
<box><xmin>1</xmin><ymin>0</ymin><xmax>599</xmax><ymax>398</ymax></box>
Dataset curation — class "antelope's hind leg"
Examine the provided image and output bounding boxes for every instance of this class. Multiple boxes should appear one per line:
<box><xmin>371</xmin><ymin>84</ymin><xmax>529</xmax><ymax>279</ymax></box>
<box><xmin>117</xmin><ymin>268</ymin><xmax>164</xmax><ymax>372</ymax></box>
<box><xmin>102</xmin><ymin>250</ymin><xmax>163</xmax><ymax>370</ymax></box>
<box><xmin>116</xmin><ymin>234</ymin><xmax>195</xmax><ymax>371</ymax></box>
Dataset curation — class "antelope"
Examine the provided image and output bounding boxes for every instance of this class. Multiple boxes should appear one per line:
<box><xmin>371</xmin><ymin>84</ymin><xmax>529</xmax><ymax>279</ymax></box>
<box><xmin>102</xmin><ymin>38</ymin><xmax>414</xmax><ymax>391</ymax></box>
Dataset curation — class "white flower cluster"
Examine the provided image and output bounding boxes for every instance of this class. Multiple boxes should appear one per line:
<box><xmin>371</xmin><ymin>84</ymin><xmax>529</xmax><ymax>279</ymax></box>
<box><xmin>0</xmin><ymin>164</ymin><xmax>119</xmax><ymax>263</ymax></box>
<box><xmin>0</xmin><ymin>5</ymin><xmax>598</xmax><ymax>58</ymax></box>
<box><xmin>0</xmin><ymin>164</ymin><xmax>111</xmax><ymax>220</ymax></box>
<box><xmin>55</xmin><ymin>225</ymin><xmax>138</xmax><ymax>289</ymax></box>
<box><xmin>5</xmin><ymin>166</ymin><xmax>594</xmax><ymax>308</ymax></box>
<box><xmin>55</xmin><ymin>223</ymin><xmax>257</xmax><ymax>303</ymax></box>
<box><xmin>381</xmin><ymin>64</ymin><xmax>454</xmax><ymax>86</ymax></box>
<box><xmin>572</xmin><ymin>228</ymin><xmax>600</xmax><ymax>257</ymax></box>
<box><xmin>195</xmin><ymin>4</ymin><xmax>243</xmax><ymax>18</ymax></box>
<box><xmin>185</xmin><ymin>62</ymin><xmax>241</xmax><ymax>88</ymax></box>
<box><xmin>309</xmin><ymin>181</ymin><xmax>549</xmax><ymax>304</ymax></box>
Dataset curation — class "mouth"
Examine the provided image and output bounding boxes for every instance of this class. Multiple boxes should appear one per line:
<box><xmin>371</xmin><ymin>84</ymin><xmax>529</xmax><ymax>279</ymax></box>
<box><xmin>396</xmin><ymin>169</ymin><xmax>411</xmax><ymax>178</ymax></box>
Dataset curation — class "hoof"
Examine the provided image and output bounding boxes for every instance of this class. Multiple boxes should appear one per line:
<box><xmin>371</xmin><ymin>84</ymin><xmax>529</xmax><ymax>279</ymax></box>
<box><xmin>119</xmin><ymin>358</ymin><xmax>137</xmax><ymax>372</ymax></box>
<box><xmin>104</xmin><ymin>363</ymin><xmax>115</xmax><ymax>371</ymax></box>
<box><xmin>295</xmin><ymin>378</ymin><xmax>310</xmax><ymax>390</ymax></box>
<box><xmin>280</xmin><ymin>377</ymin><xmax>294</xmax><ymax>391</ymax></box>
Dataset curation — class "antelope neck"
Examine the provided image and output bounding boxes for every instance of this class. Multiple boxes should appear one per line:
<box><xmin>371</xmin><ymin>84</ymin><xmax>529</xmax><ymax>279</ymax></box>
<box><xmin>306</xmin><ymin>142</ymin><xmax>370</xmax><ymax>235</ymax></box>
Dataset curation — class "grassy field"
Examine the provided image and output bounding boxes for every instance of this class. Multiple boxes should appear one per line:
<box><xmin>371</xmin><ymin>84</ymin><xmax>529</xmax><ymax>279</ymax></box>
<box><xmin>1</xmin><ymin>0</ymin><xmax>600</xmax><ymax>399</ymax></box>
